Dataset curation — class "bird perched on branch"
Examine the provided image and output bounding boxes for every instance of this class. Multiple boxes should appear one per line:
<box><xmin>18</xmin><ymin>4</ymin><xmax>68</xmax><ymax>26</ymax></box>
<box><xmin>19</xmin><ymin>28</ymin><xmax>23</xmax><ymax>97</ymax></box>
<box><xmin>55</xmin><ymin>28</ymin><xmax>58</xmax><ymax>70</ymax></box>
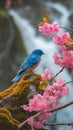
<box><xmin>12</xmin><ymin>49</ymin><xmax>45</xmax><ymax>82</ymax></box>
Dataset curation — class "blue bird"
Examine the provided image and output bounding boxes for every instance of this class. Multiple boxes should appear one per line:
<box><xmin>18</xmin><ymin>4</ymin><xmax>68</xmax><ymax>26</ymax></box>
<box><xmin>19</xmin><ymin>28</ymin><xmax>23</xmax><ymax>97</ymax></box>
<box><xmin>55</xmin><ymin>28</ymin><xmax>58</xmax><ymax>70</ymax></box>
<box><xmin>12</xmin><ymin>49</ymin><xmax>44</xmax><ymax>82</ymax></box>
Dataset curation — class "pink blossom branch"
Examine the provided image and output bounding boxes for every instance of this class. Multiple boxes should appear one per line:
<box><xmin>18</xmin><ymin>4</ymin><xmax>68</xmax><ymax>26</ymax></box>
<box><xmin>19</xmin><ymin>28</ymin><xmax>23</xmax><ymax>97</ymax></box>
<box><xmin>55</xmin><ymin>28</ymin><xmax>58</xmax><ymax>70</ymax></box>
<box><xmin>18</xmin><ymin>100</ymin><xmax>73</xmax><ymax>130</ymax></box>
<box><xmin>49</xmin><ymin>100</ymin><xmax>73</xmax><ymax>113</ymax></box>
<box><xmin>18</xmin><ymin>111</ymin><xmax>41</xmax><ymax>130</ymax></box>
<box><xmin>18</xmin><ymin>80</ymin><xmax>73</xmax><ymax>130</ymax></box>
<box><xmin>45</xmin><ymin>122</ymin><xmax>73</xmax><ymax>126</ymax></box>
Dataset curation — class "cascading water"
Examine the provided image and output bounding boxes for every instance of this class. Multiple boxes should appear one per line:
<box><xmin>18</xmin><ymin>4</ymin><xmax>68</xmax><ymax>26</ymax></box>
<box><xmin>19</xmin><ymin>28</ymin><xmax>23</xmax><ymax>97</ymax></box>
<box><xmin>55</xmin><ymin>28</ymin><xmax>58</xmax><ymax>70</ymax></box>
<box><xmin>45</xmin><ymin>1</ymin><xmax>71</xmax><ymax>26</ymax></box>
<box><xmin>8</xmin><ymin>1</ymin><xmax>73</xmax><ymax>130</ymax></box>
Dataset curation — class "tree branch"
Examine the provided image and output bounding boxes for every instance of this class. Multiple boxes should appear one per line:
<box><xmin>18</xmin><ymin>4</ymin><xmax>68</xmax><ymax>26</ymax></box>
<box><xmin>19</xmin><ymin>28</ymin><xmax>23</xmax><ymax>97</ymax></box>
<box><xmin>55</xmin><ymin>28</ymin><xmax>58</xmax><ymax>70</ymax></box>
<box><xmin>45</xmin><ymin>122</ymin><xmax>73</xmax><ymax>126</ymax></box>
<box><xmin>18</xmin><ymin>100</ymin><xmax>73</xmax><ymax>130</ymax></box>
<box><xmin>60</xmin><ymin>25</ymin><xmax>73</xmax><ymax>33</ymax></box>
<box><xmin>53</xmin><ymin>67</ymin><xmax>64</xmax><ymax>79</ymax></box>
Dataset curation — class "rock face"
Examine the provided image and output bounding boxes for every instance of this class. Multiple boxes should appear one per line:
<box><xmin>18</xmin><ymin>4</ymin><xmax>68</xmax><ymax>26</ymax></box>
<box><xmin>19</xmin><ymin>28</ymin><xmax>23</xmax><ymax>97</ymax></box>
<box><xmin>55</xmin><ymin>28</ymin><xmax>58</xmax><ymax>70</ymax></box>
<box><xmin>0</xmin><ymin>73</ymin><xmax>42</xmax><ymax>130</ymax></box>
<box><xmin>0</xmin><ymin>12</ymin><xmax>27</xmax><ymax>90</ymax></box>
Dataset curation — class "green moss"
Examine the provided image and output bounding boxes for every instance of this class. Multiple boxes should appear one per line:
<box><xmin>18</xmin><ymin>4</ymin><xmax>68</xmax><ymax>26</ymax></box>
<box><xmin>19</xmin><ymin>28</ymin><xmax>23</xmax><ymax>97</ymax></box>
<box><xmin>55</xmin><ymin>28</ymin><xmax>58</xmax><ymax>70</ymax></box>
<box><xmin>0</xmin><ymin>73</ymin><xmax>41</xmax><ymax>104</ymax></box>
<box><xmin>7</xmin><ymin>107</ymin><xmax>28</xmax><ymax>122</ymax></box>
<box><xmin>0</xmin><ymin>73</ymin><xmax>43</xmax><ymax>130</ymax></box>
<box><xmin>0</xmin><ymin>108</ymin><xmax>12</xmax><ymax>118</ymax></box>
<box><xmin>0</xmin><ymin>108</ymin><xmax>19</xmax><ymax>130</ymax></box>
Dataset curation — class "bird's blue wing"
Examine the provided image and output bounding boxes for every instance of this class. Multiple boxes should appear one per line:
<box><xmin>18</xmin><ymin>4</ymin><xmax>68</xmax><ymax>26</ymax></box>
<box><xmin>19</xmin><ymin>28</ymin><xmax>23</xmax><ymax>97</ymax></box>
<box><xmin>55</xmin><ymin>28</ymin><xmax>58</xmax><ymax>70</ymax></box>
<box><xmin>27</xmin><ymin>54</ymin><xmax>40</xmax><ymax>63</ymax></box>
<box><xmin>20</xmin><ymin>54</ymin><xmax>40</xmax><ymax>69</ymax></box>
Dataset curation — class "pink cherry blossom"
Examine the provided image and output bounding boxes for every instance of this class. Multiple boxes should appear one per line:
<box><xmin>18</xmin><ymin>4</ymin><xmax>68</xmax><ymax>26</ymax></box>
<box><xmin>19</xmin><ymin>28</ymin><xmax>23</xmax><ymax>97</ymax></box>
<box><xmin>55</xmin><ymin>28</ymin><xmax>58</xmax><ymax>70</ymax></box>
<box><xmin>44</xmin><ymin>78</ymin><xmax>69</xmax><ymax>99</ymax></box>
<box><xmin>53</xmin><ymin>50</ymin><xmax>73</xmax><ymax>69</ymax></box>
<box><xmin>21</xmin><ymin>77</ymin><xmax>69</xmax><ymax>129</ymax></box>
<box><xmin>44</xmin><ymin>69</ymin><xmax>51</xmax><ymax>75</ymax></box>
<box><xmin>53</xmin><ymin>22</ymin><xmax>60</xmax><ymax>32</ymax></box>
<box><xmin>27</xmin><ymin>112</ymin><xmax>51</xmax><ymax>129</ymax></box>
<box><xmin>39</xmin><ymin>22</ymin><xmax>59</xmax><ymax>35</ymax></box>
<box><xmin>41</xmin><ymin>69</ymin><xmax>52</xmax><ymax>80</ymax></box>
<box><xmin>41</xmin><ymin>74</ymin><xmax>48</xmax><ymax>80</ymax></box>
<box><xmin>53</xmin><ymin>32</ymin><xmax>70</xmax><ymax>46</ymax></box>
<box><xmin>22</xmin><ymin>79</ymin><xmax>69</xmax><ymax>112</ymax></box>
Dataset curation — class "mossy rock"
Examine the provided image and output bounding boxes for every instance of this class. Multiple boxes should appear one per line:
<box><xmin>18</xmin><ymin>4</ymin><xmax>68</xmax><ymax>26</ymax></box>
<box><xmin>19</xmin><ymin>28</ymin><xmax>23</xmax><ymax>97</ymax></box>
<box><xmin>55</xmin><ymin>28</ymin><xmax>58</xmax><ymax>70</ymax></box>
<box><xmin>0</xmin><ymin>73</ymin><xmax>41</xmax><ymax>106</ymax></box>
<box><xmin>0</xmin><ymin>73</ymin><xmax>43</xmax><ymax>130</ymax></box>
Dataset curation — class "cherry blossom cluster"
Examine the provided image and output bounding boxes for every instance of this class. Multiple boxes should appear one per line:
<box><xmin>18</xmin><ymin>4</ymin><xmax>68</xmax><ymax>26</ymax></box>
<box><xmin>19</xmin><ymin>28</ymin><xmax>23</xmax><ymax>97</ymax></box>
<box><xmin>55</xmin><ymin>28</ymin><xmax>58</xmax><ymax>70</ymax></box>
<box><xmin>38</xmin><ymin>21</ymin><xmax>73</xmax><ymax>69</ymax></box>
<box><xmin>27</xmin><ymin>112</ymin><xmax>51</xmax><ymax>129</ymax></box>
<box><xmin>53</xmin><ymin>50</ymin><xmax>73</xmax><ymax>69</ymax></box>
<box><xmin>52</xmin><ymin>32</ymin><xmax>73</xmax><ymax>68</ymax></box>
<box><xmin>39</xmin><ymin>22</ymin><xmax>59</xmax><ymax>35</ymax></box>
<box><xmin>21</xmin><ymin>78</ymin><xmax>69</xmax><ymax>129</ymax></box>
<box><xmin>41</xmin><ymin>68</ymin><xmax>52</xmax><ymax>80</ymax></box>
<box><xmin>53</xmin><ymin>32</ymin><xmax>70</xmax><ymax>46</ymax></box>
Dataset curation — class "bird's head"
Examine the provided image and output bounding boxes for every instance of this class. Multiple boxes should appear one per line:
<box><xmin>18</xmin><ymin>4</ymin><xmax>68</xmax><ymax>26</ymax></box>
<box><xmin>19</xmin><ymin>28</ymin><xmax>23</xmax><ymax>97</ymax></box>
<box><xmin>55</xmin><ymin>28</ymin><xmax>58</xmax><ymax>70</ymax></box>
<box><xmin>32</xmin><ymin>49</ymin><xmax>45</xmax><ymax>56</ymax></box>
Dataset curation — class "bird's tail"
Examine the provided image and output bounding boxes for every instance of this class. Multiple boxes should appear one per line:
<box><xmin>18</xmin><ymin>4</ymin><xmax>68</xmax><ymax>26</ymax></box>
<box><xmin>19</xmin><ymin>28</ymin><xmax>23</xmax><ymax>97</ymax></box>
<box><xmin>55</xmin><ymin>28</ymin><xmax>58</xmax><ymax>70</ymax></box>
<box><xmin>12</xmin><ymin>71</ymin><xmax>25</xmax><ymax>82</ymax></box>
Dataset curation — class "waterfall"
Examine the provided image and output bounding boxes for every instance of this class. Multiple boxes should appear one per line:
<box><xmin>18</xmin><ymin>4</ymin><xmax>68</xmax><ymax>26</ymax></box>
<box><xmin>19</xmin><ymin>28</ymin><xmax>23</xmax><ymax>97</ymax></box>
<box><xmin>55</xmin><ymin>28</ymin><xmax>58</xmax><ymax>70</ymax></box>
<box><xmin>45</xmin><ymin>1</ymin><xmax>71</xmax><ymax>26</ymax></box>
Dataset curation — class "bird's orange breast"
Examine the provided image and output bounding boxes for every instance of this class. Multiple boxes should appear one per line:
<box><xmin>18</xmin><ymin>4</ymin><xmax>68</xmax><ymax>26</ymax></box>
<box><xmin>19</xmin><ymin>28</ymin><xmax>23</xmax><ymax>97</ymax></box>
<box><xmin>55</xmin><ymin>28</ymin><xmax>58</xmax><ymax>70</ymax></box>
<box><xmin>27</xmin><ymin>60</ymin><xmax>41</xmax><ymax>71</ymax></box>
